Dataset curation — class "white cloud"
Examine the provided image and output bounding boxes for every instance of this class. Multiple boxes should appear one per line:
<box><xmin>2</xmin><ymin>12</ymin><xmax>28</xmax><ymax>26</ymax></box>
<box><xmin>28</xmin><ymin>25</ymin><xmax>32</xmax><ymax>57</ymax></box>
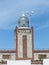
<box><xmin>0</xmin><ymin>0</ymin><xmax>49</xmax><ymax>29</ymax></box>
<box><xmin>36</xmin><ymin>21</ymin><xmax>49</xmax><ymax>30</ymax></box>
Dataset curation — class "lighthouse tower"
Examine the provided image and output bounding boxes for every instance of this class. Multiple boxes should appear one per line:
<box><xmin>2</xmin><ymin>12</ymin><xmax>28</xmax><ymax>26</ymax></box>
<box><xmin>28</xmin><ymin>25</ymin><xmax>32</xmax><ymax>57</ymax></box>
<box><xmin>15</xmin><ymin>13</ymin><xmax>34</xmax><ymax>60</ymax></box>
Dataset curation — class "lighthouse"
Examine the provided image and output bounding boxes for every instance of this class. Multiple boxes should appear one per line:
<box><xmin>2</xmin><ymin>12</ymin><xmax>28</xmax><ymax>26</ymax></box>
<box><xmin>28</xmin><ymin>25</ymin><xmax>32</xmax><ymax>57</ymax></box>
<box><xmin>15</xmin><ymin>13</ymin><xmax>34</xmax><ymax>60</ymax></box>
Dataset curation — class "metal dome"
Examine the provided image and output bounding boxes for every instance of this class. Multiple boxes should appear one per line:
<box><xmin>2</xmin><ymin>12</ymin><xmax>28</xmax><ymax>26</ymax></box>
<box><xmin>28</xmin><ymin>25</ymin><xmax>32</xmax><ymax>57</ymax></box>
<box><xmin>18</xmin><ymin>13</ymin><xmax>29</xmax><ymax>27</ymax></box>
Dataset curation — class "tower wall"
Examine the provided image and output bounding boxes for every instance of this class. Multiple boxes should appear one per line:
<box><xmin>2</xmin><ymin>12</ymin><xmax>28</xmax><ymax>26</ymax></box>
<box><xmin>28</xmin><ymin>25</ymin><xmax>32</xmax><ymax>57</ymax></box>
<box><xmin>15</xmin><ymin>27</ymin><xmax>34</xmax><ymax>60</ymax></box>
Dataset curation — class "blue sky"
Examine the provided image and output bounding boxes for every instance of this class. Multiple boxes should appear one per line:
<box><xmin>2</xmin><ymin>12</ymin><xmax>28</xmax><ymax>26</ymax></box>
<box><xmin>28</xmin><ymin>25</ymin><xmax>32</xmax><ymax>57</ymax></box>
<box><xmin>0</xmin><ymin>0</ymin><xmax>49</xmax><ymax>50</ymax></box>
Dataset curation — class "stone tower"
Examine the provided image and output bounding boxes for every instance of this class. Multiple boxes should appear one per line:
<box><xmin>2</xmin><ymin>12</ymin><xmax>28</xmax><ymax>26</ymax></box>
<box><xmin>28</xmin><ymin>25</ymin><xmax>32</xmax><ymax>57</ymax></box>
<box><xmin>15</xmin><ymin>13</ymin><xmax>34</xmax><ymax>60</ymax></box>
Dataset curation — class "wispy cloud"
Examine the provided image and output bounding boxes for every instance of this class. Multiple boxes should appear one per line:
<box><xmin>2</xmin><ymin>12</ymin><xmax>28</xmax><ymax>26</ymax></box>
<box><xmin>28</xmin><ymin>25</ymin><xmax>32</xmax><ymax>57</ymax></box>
<box><xmin>0</xmin><ymin>0</ymin><xmax>49</xmax><ymax>29</ymax></box>
<box><xmin>36</xmin><ymin>21</ymin><xmax>49</xmax><ymax>30</ymax></box>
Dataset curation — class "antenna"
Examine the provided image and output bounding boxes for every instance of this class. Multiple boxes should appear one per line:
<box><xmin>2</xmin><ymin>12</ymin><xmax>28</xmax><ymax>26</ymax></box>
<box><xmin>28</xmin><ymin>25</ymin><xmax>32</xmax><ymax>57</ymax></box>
<box><xmin>22</xmin><ymin>11</ymin><xmax>34</xmax><ymax>17</ymax></box>
<box><xmin>22</xmin><ymin>11</ymin><xmax>26</xmax><ymax>16</ymax></box>
<box><xmin>26</xmin><ymin>11</ymin><xmax>34</xmax><ymax>17</ymax></box>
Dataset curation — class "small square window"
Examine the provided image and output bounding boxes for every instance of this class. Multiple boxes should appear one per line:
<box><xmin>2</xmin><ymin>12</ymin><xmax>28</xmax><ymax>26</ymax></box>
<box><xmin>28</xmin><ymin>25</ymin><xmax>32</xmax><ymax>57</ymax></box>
<box><xmin>2</xmin><ymin>55</ymin><xmax>10</xmax><ymax>59</ymax></box>
<box><xmin>38</xmin><ymin>54</ymin><xmax>46</xmax><ymax>60</ymax></box>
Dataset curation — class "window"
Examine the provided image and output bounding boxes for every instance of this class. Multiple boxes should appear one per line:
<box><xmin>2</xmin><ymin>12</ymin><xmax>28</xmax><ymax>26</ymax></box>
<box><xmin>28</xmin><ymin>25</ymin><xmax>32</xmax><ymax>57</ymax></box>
<box><xmin>2</xmin><ymin>55</ymin><xmax>10</xmax><ymax>59</ymax></box>
<box><xmin>38</xmin><ymin>54</ymin><xmax>46</xmax><ymax>60</ymax></box>
<box><xmin>23</xmin><ymin>35</ymin><xmax>27</xmax><ymax>58</ymax></box>
<box><xmin>1</xmin><ymin>60</ymin><xmax>7</xmax><ymax>64</ymax></box>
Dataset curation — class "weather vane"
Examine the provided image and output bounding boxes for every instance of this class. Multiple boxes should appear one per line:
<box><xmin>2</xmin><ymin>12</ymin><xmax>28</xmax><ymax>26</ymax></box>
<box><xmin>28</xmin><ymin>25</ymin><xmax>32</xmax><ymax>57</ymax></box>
<box><xmin>22</xmin><ymin>11</ymin><xmax>34</xmax><ymax>17</ymax></box>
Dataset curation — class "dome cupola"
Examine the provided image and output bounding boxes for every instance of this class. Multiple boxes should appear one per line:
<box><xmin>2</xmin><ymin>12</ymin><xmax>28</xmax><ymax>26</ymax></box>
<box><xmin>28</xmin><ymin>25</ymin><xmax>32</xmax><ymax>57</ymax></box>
<box><xmin>18</xmin><ymin>13</ymin><xmax>29</xmax><ymax>27</ymax></box>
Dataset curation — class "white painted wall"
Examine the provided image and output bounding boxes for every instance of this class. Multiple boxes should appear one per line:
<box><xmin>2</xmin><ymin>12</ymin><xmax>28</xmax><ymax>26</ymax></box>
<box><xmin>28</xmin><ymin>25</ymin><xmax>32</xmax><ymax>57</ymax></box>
<box><xmin>27</xmin><ymin>34</ymin><xmax>32</xmax><ymax>58</ymax></box>
<box><xmin>7</xmin><ymin>60</ymin><xmax>31</xmax><ymax>65</ymax></box>
<box><xmin>43</xmin><ymin>59</ymin><xmax>49</xmax><ymax>65</ymax></box>
<box><xmin>18</xmin><ymin>29</ymin><xmax>33</xmax><ymax>58</ymax></box>
<box><xmin>18</xmin><ymin>34</ymin><xmax>23</xmax><ymax>58</ymax></box>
